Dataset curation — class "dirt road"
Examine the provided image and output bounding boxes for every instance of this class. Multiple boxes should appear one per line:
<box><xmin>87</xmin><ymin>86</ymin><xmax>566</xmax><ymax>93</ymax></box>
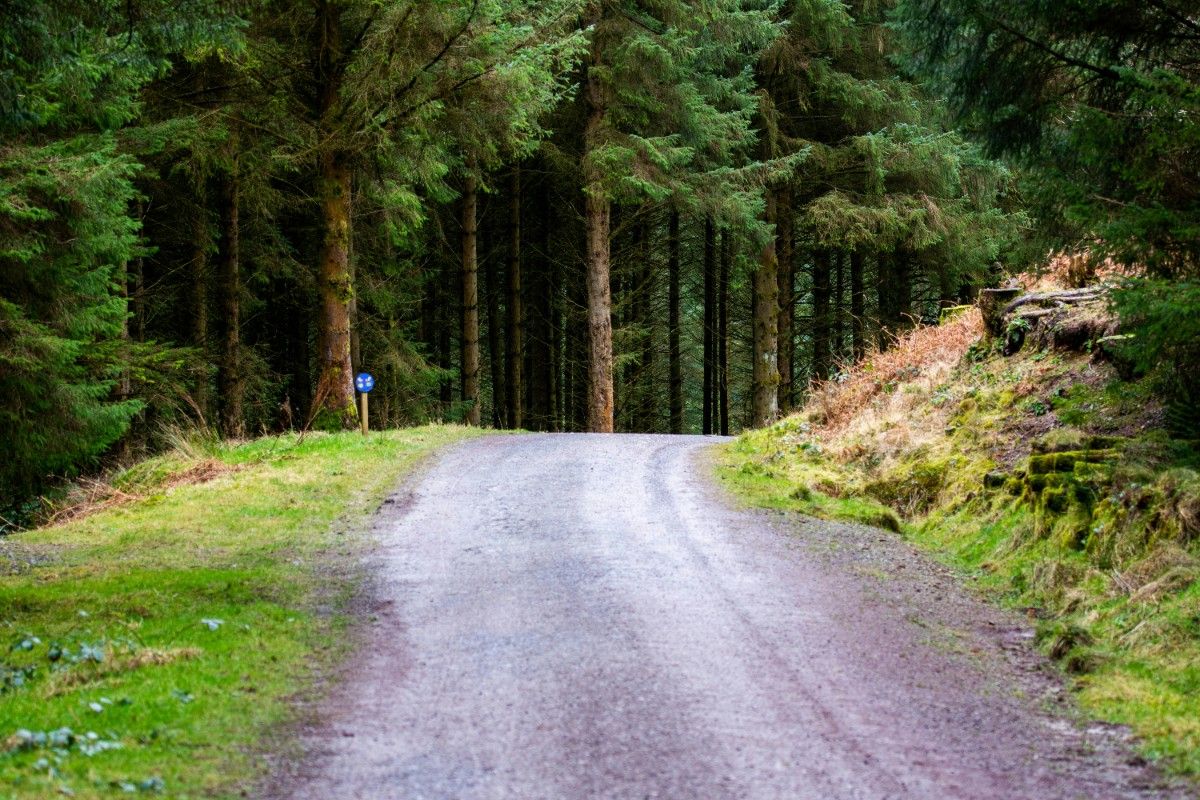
<box><xmin>270</xmin><ymin>434</ymin><xmax>1187</xmax><ymax>799</ymax></box>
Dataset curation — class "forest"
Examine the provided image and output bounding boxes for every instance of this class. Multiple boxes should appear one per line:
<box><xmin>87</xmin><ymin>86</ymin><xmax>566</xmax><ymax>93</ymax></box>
<box><xmin>2</xmin><ymin>0</ymin><xmax>1197</xmax><ymax>518</ymax></box>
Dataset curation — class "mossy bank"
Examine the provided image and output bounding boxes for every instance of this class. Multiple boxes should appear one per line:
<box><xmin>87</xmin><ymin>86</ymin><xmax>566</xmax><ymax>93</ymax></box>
<box><xmin>0</xmin><ymin>426</ymin><xmax>481</xmax><ymax>799</ymax></box>
<box><xmin>720</xmin><ymin>310</ymin><xmax>1200</xmax><ymax>776</ymax></box>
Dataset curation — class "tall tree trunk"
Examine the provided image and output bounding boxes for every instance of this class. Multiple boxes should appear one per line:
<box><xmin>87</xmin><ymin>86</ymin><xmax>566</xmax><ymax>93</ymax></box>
<box><xmin>507</xmin><ymin>168</ymin><xmax>524</xmax><ymax>429</ymax></box>
<box><xmin>834</xmin><ymin>250</ymin><xmax>846</xmax><ymax>368</ymax></box>
<box><xmin>877</xmin><ymin>252</ymin><xmax>912</xmax><ymax>347</ymax></box>
<box><xmin>719</xmin><ymin>228</ymin><xmax>731</xmax><ymax>436</ymax></box>
<box><xmin>438</xmin><ymin>256</ymin><xmax>453</xmax><ymax>405</ymax></box>
<box><xmin>583</xmin><ymin>61</ymin><xmax>614</xmax><ymax>432</ymax></box>
<box><xmin>485</xmin><ymin>218</ymin><xmax>506</xmax><ymax>427</ymax></box>
<box><xmin>703</xmin><ymin>217</ymin><xmax>716</xmax><ymax>435</ymax></box>
<box><xmin>461</xmin><ymin>172</ymin><xmax>481</xmax><ymax>426</ymax></box>
<box><xmin>313</xmin><ymin>149</ymin><xmax>356</xmax><ymax>427</ymax></box>
<box><xmin>548</xmin><ymin>224</ymin><xmax>561</xmax><ymax>432</ymax></box>
<box><xmin>218</xmin><ymin>160</ymin><xmax>243</xmax><ymax>438</ymax></box>
<box><xmin>668</xmin><ymin>210</ymin><xmax>682</xmax><ymax>434</ymax></box>
<box><xmin>851</xmin><ymin>250</ymin><xmax>865</xmax><ymax>359</ymax></box>
<box><xmin>633</xmin><ymin>219</ymin><xmax>654</xmax><ymax>431</ymax></box>
<box><xmin>876</xmin><ymin>253</ymin><xmax>892</xmax><ymax>348</ymax></box>
<box><xmin>812</xmin><ymin>249</ymin><xmax>831</xmax><ymax>381</ymax></box>
<box><xmin>311</xmin><ymin>2</ymin><xmax>356</xmax><ymax>428</ymax></box>
<box><xmin>191</xmin><ymin>199</ymin><xmax>210</xmax><ymax>425</ymax></box>
<box><xmin>751</xmin><ymin>194</ymin><xmax>780</xmax><ymax>427</ymax></box>
<box><xmin>776</xmin><ymin>188</ymin><xmax>794</xmax><ymax>413</ymax></box>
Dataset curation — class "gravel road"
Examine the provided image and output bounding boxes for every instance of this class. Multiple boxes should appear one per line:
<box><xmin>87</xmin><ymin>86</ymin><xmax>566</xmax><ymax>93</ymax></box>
<box><xmin>269</xmin><ymin>433</ymin><xmax>1190</xmax><ymax>800</ymax></box>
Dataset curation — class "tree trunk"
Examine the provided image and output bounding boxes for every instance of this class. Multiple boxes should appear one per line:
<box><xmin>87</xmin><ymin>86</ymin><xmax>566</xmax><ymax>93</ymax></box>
<box><xmin>751</xmin><ymin>194</ymin><xmax>780</xmax><ymax>427</ymax></box>
<box><xmin>812</xmin><ymin>249</ymin><xmax>831</xmax><ymax>381</ymax></box>
<box><xmin>703</xmin><ymin>217</ymin><xmax>716</xmax><ymax>435</ymax></box>
<box><xmin>312</xmin><ymin>148</ymin><xmax>357</xmax><ymax>428</ymax></box>
<box><xmin>719</xmin><ymin>227</ymin><xmax>731</xmax><ymax>436</ymax></box>
<box><xmin>191</xmin><ymin>200</ymin><xmax>210</xmax><ymax>425</ymax></box>
<box><xmin>506</xmin><ymin>168</ymin><xmax>524</xmax><ymax>429</ymax></box>
<box><xmin>485</xmin><ymin>217</ymin><xmax>506</xmax><ymax>427</ymax></box>
<box><xmin>851</xmin><ymin>250</ymin><xmax>865</xmax><ymax>359</ymax></box>
<box><xmin>776</xmin><ymin>188</ymin><xmax>794</xmax><ymax>413</ymax></box>
<box><xmin>668</xmin><ymin>210</ymin><xmax>682</xmax><ymax>434</ymax></box>
<box><xmin>310</xmin><ymin>1</ymin><xmax>356</xmax><ymax>428</ymax></box>
<box><xmin>834</xmin><ymin>250</ymin><xmax>846</xmax><ymax>367</ymax></box>
<box><xmin>461</xmin><ymin>172</ymin><xmax>481</xmax><ymax>426</ymax></box>
<box><xmin>583</xmin><ymin>60</ymin><xmax>614</xmax><ymax>433</ymax></box>
<box><xmin>548</xmin><ymin>224</ymin><xmax>561</xmax><ymax>432</ymax></box>
<box><xmin>634</xmin><ymin>219</ymin><xmax>654</xmax><ymax>431</ymax></box>
<box><xmin>218</xmin><ymin>161</ymin><xmax>243</xmax><ymax>438</ymax></box>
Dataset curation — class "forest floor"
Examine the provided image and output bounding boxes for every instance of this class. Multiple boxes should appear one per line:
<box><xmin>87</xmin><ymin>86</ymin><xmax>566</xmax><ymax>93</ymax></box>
<box><xmin>721</xmin><ymin>307</ymin><xmax>1200</xmax><ymax>780</ymax></box>
<box><xmin>267</xmin><ymin>433</ymin><xmax>1185</xmax><ymax>799</ymax></box>
<box><xmin>0</xmin><ymin>425</ymin><xmax>481</xmax><ymax>799</ymax></box>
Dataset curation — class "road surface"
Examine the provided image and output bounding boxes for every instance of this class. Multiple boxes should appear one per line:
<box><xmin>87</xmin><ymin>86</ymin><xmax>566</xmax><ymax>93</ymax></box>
<box><xmin>269</xmin><ymin>434</ymin><xmax>1187</xmax><ymax>799</ymax></box>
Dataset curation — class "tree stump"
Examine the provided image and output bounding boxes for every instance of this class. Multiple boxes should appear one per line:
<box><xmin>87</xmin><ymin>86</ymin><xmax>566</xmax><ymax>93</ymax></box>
<box><xmin>978</xmin><ymin>287</ymin><xmax>1022</xmax><ymax>337</ymax></box>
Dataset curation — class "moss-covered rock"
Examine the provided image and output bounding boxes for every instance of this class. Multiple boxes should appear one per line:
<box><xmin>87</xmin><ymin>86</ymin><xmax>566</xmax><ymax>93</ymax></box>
<box><xmin>1028</xmin><ymin>449</ymin><xmax>1118</xmax><ymax>475</ymax></box>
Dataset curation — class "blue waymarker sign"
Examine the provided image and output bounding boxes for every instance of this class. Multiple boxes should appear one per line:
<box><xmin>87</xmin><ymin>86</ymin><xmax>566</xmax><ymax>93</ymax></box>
<box><xmin>355</xmin><ymin>372</ymin><xmax>375</xmax><ymax>393</ymax></box>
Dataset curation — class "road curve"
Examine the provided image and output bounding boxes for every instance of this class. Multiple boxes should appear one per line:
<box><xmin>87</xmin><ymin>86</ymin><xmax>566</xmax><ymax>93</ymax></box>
<box><xmin>269</xmin><ymin>433</ymin><xmax>1186</xmax><ymax>800</ymax></box>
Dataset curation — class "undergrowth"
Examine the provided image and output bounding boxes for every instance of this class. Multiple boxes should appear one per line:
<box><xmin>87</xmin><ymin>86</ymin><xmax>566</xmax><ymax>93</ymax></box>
<box><xmin>719</xmin><ymin>309</ymin><xmax>1200</xmax><ymax>775</ymax></box>
<box><xmin>0</xmin><ymin>425</ymin><xmax>480</xmax><ymax>799</ymax></box>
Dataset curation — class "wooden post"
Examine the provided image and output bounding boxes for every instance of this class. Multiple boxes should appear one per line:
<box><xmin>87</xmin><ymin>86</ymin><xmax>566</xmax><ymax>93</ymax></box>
<box><xmin>360</xmin><ymin>391</ymin><xmax>368</xmax><ymax>436</ymax></box>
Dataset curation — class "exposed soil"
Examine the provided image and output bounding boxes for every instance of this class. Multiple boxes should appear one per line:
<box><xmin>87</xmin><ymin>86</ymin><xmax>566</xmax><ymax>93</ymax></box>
<box><xmin>265</xmin><ymin>434</ymin><xmax>1192</xmax><ymax>800</ymax></box>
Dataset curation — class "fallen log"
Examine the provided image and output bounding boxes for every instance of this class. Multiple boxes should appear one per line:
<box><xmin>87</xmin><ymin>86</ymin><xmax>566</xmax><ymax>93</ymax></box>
<box><xmin>1001</xmin><ymin>287</ymin><xmax>1104</xmax><ymax>317</ymax></box>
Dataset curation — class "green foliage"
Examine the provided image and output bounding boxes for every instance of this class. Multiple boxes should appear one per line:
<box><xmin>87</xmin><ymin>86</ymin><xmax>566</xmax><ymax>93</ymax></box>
<box><xmin>0</xmin><ymin>2</ymin><xmax>244</xmax><ymax>512</ymax></box>
<box><xmin>585</xmin><ymin>0</ymin><xmax>780</xmax><ymax>223</ymax></box>
<box><xmin>894</xmin><ymin>0</ymin><xmax>1200</xmax><ymax>276</ymax></box>
<box><xmin>1110</xmin><ymin>279</ymin><xmax>1200</xmax><ymax>437</ymax></box>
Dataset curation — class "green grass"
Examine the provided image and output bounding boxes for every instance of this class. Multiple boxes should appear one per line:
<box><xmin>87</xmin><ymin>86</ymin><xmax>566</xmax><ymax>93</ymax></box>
<box><xmin>0</xmin><ymin>425</ymin><xmax>481</xmax><ymax>799</ymax></box>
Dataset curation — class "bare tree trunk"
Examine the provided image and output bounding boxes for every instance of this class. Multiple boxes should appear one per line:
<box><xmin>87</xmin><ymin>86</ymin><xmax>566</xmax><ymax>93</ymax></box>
<box><xmin>638</xmin><ymin>221</ymin><xmax>655</xmax><ymax>431</ymax></box>
<box><xmin>719</xmin><ymin>228</ymin><xmax>730</xmax><ymax>436</ymax></box>
<box><xmin>703</xmin><ymin>217</ymin><xmax>715</xmax><ymax>435</ymax></box>
<box><xmin>218</xmin><ymin>159</ymin><xmax>243</xmax><ymax>438</ymax></box>
<box><xmin>484</xmin><ymin>218</ymin><xmax>506</xmax><ymax>427</ymax></box>
<box><xmin>313</xmin><ymin>149</ymin><xmax>356</xmax><ymax>428</ymax></box>
<box><xmin>834</xmin><ymin>250</ymin><xmax>846</xmax><ymax>368</ymax></box>
<box><xmin>851</xmin><ymin>250</ymin><xmax>865</xmax><ymax>359</ymax></box>
<box><xmin>583</xmin><ymin>60</ymin><xmax>614</xmax><ymax>433</ymax></box>
<box><xmin>311</xmin><ymin>3</ymin><xmax>355</xmax><ymax>428</ymax></box>
<box><xmin>776</xmin><ymin>188</ymin><xmax>794</xmax><ymax>413</ymax></box>
<box><xmin>668</xmin><ymin>210</ymin><xmax>682</xmax><ymax>434</ymax></box>
<box><xmin>812</xmin><ymin>249</ymin><xmax>831</xmax><ymax>381</ymax></box>
<box><xmin>460</xmin><ymin>172</ymin><xmax>481</xmax><ymax>426</ymax></box>
<box><xmin>191</xmin><ymin>199</ymin><xmax>210</xmax><ymax>425</ymax></box>
<box><xmin>751</xmin><ymin>194</ymin><xmax>780</xmax><ymax>427</ymax></box>
<box><xmin>549</xmin><ymin>225</ymin><xmax>561</xmax><ymax>432</ymax></box>
<box><xmin>506</xmin><ymin>168</ymin><xmax>524</xmax><ymax>429</ymax></box>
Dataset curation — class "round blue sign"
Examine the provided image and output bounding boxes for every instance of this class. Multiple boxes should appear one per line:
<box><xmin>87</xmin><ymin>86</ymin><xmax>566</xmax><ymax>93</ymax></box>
<box><xmin>355</xmin><ymin>372</ymin><xmax>375</xmax><ymax>393</ymax></box>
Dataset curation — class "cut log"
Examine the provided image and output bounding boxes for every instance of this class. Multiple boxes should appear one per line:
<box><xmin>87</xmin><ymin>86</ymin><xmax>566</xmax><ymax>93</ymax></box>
<box><xmin>979</xmin><ymin>287</ymin><xmax>1022</xmax><ymax>336</ymax></box>
<box><xmin>1001</xmin><ymin>287</ymin><xmax>1103</xmax><ymax>317</ymax></box>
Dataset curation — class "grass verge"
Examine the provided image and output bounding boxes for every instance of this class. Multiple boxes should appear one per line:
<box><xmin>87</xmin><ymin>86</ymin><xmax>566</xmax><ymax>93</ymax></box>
<box><xmin>0</xmin><ymin>425</ymin><xmax>481</xmax><ymax>799</ymax></box>
<box><xmin>717</xmin><ymin>313</ymin><xmax>1200</xmax><ymax>777</ymax></box>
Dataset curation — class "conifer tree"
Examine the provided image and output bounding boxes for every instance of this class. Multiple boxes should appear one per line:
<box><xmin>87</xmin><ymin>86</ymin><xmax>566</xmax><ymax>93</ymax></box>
<box><xmin>0</xmin><ymin>1</ymin><xmax>242</xmax><ymax>511</ymax></box>
<box><xmin>579</xmin><ymin>0</ymin><xmax>779</xmax><ymax>432</ymax></box>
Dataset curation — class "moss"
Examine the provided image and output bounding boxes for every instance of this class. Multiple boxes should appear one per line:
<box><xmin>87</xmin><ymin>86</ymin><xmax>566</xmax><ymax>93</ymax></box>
<box><xmin>1028</xmin><ymin>449</ymin><xmax>1118</xmax><ymax>475</ymax></box>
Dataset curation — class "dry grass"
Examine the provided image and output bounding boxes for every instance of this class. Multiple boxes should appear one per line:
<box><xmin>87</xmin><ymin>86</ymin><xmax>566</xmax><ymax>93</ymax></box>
<box><xmin>43</xmin><ymin>458</ymin><xmax>240</xmax><ymax>527</ymax></box>
<box><xmin>41</xmin><ymin>647</ymin><xmax>203</xmax><ymax>697</ymax></box>
<box><xmin>806</xmin><ymin>308</ymin><xmax>983</xmax><ymax>438</ymax></box>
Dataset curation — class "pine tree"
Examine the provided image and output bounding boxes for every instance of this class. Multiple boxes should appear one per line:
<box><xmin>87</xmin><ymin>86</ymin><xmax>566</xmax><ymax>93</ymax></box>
<box><xmin>579</xmin><ymin>0</ymin><xmax>779</xmax><ymax>432</ymax></box>
<box><xmin>0</xmin><ymin>1</ymin><xmax>241</xmax><ymax>511</ymax></box>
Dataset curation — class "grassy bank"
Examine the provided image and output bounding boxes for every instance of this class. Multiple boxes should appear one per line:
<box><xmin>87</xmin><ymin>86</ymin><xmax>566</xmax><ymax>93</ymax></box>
<box><xmin>0</xmin><ymin>425</ymin><xmax>480</xmax><ymax>799</ymax></box>
<box><xmin>719</xmin><ymin>310</ymin><xmax>1200</xmax><ymax>775</ymax></box>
